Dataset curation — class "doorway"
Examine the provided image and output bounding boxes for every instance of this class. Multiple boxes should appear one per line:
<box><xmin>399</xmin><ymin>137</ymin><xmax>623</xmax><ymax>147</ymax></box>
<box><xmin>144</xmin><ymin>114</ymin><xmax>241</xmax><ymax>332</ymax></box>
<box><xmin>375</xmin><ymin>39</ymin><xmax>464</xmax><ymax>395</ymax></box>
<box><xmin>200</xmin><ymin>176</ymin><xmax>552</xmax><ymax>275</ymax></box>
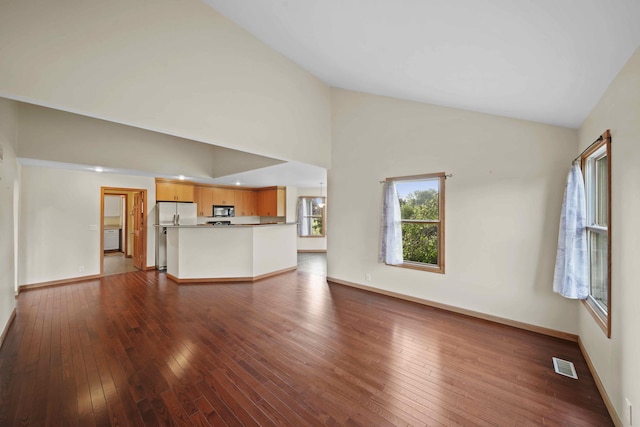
<box><xmin>101</xmin><ymin>187</ymin><xmax>147</xmax><ymax>276</ymax></box>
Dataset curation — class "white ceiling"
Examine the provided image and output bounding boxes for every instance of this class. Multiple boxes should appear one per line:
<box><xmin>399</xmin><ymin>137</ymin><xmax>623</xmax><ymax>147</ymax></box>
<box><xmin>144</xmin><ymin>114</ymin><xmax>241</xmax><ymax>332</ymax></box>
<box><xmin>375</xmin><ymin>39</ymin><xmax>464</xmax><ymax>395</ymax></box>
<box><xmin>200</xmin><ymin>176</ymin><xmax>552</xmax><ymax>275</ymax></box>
<box><xmin>205</xmin><ymin>0</ymin><xmax>640</xmax><ymax>128</ymax></box>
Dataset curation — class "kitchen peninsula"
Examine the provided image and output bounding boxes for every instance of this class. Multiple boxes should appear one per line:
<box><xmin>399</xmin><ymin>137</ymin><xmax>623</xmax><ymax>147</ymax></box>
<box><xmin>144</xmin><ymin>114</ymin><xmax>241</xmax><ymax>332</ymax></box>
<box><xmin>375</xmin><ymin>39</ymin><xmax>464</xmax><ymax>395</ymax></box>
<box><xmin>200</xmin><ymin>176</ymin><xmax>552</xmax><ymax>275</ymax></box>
<box><xmin>165</xmin><ymin>223</ymin><xmax>297</xmax><ymax>283</ymax></box>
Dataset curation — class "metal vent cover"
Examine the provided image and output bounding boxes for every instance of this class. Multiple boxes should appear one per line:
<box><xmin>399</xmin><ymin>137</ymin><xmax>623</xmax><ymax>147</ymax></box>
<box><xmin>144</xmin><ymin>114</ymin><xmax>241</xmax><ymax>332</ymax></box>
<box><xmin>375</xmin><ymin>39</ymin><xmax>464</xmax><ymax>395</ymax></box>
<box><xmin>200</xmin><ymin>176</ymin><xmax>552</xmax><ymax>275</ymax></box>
<box><xmin>552</xmin><ymin>357</ymin><xmax>578</xmax><ymax>379</ymax></box>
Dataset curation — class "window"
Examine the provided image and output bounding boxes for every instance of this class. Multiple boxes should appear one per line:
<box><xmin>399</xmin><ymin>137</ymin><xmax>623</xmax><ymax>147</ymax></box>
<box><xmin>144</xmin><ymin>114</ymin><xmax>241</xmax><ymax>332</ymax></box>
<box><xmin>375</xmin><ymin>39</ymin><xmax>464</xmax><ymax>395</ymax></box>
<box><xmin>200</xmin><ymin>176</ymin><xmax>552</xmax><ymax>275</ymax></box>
<box><xmin>297</xmin><ymin>197</ymin><xmax>326</xmax><ymax>237</ymax></box>
<box><xmin>386</xmin><ymin>173</ymin><xmax>445</xmax><ymax>273</ymax></box>
<box><xmin>581</xmin><ymin>132</ymin><xmax>611</xmax><ymax>336</ymax></box>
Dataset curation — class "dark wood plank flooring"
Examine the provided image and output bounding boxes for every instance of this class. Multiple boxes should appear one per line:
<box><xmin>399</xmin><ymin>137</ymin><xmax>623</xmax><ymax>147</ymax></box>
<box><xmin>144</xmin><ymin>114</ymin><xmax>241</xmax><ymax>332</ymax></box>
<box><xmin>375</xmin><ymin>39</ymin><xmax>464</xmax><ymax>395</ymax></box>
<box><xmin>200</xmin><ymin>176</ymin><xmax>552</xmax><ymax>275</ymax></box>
<box><xmin>0</xmin><ymin>270</ymin><xmax>612</xmax><ymax>426</ymax></box>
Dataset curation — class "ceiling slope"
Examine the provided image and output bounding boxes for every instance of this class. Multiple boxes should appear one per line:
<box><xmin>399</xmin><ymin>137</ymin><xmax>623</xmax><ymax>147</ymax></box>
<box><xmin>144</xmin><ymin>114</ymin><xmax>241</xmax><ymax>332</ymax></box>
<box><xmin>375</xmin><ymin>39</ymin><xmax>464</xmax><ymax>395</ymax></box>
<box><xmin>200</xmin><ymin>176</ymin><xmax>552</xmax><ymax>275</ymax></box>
<box><xmin>205</xmin><ymin>0</ymin><xmax>640</xmax><ymax>128</ymax></box>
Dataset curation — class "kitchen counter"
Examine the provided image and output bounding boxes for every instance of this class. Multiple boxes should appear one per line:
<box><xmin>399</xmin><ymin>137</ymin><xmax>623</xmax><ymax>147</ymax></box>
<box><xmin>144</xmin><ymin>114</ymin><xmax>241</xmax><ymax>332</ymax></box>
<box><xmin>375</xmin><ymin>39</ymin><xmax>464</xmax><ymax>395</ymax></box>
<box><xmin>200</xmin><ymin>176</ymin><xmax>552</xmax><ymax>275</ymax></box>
<box><xmin>157</xmin><ymin>223</ymin><xmax>294</xmax><ymax>228</ymax></box>
<box><xmin>165</xmin><ymin>223</ymin><xmax>297</xmax><ymax>283</ymax></box>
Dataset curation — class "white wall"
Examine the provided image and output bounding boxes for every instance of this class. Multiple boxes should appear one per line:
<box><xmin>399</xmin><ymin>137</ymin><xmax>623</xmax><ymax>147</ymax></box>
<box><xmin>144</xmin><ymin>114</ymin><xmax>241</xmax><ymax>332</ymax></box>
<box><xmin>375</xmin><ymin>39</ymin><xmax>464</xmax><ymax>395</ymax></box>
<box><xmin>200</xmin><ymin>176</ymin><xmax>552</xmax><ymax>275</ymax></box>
<box><xmin>0</xmin><ymin>0</ymin><xmax>331</xmax><ymax>169</ymax></box>
<box><xmin>16</xmin><ymin>103</ymin><xmax>283</xmax><ymax>180</ymax></box>
<box><xmin>0</xmin><ymin>97</ymin><xmax>19</xmax><ymax>334</ymax></box>
<box><xmin>328</xmin><ymin>88</ymin><xmax>580</xmax><ymax>333</ymax></box>
<box><xmin>19</xmin><ymin>166</ymin><xmax>156</xmax><ymax>286</ymax></box>
<box><xmin>295</xmin><ymin>186</ymin><xmax>328</xmax><ymax>252</ymax></box>
<box><xmin>578</xmin><ymin>47</ymin><xmax>640</xmax><ymax>425</ymax></box>
<box><xmin>285</xmin><ymin>186</ymin><xmax>298</xmax><ymax>224</ymax></box>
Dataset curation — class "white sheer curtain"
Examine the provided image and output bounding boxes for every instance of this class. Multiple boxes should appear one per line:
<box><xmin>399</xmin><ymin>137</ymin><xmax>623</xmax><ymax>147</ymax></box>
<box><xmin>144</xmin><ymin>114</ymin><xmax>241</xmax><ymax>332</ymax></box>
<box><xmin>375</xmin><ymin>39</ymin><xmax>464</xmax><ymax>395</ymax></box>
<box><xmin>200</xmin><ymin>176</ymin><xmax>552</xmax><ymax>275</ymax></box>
<box><xmin>297</xmin><ymin>198</ymin><xmax>312</xmax><ymax>237</ymax></box>
<box><xmin>379</xmin><ymin>181</ymin><xmax>403</xmax><ymax>265</ymax></box>
<box><xmin>553</xmin><ymin>162</ymin><xmax>588</xmax><ymax>299</ymax></box>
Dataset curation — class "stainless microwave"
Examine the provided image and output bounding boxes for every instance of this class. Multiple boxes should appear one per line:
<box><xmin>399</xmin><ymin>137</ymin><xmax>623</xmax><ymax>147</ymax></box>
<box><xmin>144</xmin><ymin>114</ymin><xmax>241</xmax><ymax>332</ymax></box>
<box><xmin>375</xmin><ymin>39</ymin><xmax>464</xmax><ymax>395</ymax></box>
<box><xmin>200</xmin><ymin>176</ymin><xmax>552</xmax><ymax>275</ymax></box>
<box><xmin>213</xmin><ymin>205</ymin><xmax>235</xmax><ymax>217</ymax></box>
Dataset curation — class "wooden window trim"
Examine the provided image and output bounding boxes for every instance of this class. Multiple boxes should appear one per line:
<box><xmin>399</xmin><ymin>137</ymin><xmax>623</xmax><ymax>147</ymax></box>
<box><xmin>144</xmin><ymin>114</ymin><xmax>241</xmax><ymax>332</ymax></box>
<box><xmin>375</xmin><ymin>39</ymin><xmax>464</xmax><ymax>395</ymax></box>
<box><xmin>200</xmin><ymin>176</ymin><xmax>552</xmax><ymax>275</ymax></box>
<box><xmin>580</xmin><ymin>130</ymin><xmax>611</xmax><ymax>338</ymax></box>
<box><xmin>386</xmin><ymin>172</ymin><xmax>446</xmax><ymax>274</ymax></box>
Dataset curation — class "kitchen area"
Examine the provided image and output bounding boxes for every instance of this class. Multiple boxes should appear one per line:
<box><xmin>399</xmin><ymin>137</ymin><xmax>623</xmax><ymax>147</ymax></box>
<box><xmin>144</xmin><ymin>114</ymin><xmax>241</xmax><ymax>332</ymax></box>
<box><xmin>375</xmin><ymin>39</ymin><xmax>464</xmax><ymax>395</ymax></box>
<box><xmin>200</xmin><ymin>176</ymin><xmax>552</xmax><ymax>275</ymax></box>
<box><xmin>154</xmin><ymin>179</ymin><xmax>297</xmax><ymax>282</ymax></box>
<box><xmin>104</xmin><ymin>194</ymin><xmax>125</xmax><ymax>252</ymax></box>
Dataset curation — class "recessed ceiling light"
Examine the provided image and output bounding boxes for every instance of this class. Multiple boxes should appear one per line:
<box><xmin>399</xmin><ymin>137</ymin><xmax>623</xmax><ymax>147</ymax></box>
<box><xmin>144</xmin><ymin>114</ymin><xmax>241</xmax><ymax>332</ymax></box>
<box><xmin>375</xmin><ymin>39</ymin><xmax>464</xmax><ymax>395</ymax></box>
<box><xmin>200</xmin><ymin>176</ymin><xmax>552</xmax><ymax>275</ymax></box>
<box><xmin>235</xmin><ymin>181</ymin><xmax>241</xmax><ymax>186</ymax></box>
<box><xmin>178</xmin><ymin>175</ymin><xmax>185</xmax><ymax>180</ymax></box>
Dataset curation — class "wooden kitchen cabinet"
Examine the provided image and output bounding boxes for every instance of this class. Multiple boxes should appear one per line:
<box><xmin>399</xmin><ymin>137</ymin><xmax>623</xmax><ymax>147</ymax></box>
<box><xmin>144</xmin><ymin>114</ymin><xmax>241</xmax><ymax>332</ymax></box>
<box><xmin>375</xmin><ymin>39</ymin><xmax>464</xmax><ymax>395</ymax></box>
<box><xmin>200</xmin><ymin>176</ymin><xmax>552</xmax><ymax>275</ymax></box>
<box><xmin>156</xmin><ymin>181</ymin><xmax>194</xmax><ymax>202</ymax></box>
<box><xmin>156</xmin><ymin>180</ymin><xmax>284</xmax><ymax>217</ymax></box>
<box><xmin>234</xmin><ymin>190</ymin><xmax>258</xmax><ymax>216</ymax></box>
<box><xmin>211</xmin><ymin>188</ymin><xmax>235</xmax><ymax>206</ymax></box>
<box><xmin>194</xmin><ymin>186</ymin><xmax>256</xmax><ymax>216</ymax></box>
<box><xmin>257</xmin><ymin>187</ymin><xmax>286</xmax><ymax>217</ymax></box>
<box><xmin>194</xmin><ymin>186</ymin><xmax>213</xmax><ymax>216</ymax></box>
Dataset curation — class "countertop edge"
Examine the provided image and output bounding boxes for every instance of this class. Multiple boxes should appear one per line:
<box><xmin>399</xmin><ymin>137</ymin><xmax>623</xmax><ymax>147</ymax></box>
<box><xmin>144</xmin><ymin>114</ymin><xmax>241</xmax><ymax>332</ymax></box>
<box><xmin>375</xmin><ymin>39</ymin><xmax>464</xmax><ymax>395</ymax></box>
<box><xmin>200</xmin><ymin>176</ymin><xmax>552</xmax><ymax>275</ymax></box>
<box><xmin>156</xmin><ymin>223</ymin><xmax>296</xmax><ymax>228</ymax></box>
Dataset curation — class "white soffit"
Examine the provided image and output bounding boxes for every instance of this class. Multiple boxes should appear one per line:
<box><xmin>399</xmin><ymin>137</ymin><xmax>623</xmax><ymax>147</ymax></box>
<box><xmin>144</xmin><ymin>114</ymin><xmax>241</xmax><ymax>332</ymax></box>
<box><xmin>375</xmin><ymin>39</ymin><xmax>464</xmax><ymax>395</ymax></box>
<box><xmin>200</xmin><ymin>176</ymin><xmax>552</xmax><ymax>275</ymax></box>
<box><xmin>208</xmin><ymin>161</ymin><xmax>327</xmax><ymax>188</ymax></box>
<box><xmin>18</xmin><ymin>158</ymin><xmax>327</xmax><ymax>189</ymax></box>
<box><xmin>204</xmin><ymin>0</ymin><xmax>640</xmax><ymax>128</ymax></box>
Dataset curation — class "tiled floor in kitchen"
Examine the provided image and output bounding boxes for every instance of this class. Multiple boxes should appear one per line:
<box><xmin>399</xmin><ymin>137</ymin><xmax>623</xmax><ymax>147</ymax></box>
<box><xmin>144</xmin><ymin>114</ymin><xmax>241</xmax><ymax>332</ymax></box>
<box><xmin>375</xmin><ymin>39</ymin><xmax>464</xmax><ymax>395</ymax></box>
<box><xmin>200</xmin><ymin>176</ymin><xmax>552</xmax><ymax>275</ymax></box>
<box><xmin>297</xmin><ymin>252</ymin><xmax>326</xmax><ymax>276</ymax></box>
<box><xmin>103</xmin><ymin>252</ymin><xmax>138</xmax><ymax>276</ymax></box>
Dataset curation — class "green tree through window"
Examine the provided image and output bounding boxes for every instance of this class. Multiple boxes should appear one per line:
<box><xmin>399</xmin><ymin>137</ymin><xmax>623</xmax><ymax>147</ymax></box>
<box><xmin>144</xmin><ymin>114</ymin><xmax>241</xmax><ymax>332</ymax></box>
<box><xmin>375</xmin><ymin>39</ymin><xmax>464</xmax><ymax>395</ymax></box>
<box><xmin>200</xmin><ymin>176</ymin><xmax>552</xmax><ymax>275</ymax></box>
<box><xmin>388</xmin><ymin>173</ymin><xmax>445</xmax><ymax>273</ymax></box>
<box><xmin>297</xmin><ymin>197</ymin><xmax>326</xmax><ymax>237</ymax></box>
<box><xmin>400</xmin><ymin>188</ymin><xmax>439</xmax><ymax>264</ymax></box>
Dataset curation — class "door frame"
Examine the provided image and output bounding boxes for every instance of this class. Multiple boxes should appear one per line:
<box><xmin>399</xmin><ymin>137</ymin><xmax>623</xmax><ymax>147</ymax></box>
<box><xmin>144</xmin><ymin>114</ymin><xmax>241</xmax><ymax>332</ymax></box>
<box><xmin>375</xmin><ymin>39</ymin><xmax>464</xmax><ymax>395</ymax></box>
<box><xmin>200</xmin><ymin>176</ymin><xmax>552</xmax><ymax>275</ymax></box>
<box><xmin>100</xmin><ymin>187</ymin><xmax>148</xmax><ymax>275</ymax></box>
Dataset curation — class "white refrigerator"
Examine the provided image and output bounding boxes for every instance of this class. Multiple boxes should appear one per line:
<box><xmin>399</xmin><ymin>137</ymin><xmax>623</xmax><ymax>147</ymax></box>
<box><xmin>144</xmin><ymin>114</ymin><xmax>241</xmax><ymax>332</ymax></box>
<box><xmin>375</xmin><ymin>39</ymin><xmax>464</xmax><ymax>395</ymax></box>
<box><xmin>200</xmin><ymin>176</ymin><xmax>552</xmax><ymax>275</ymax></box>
<box><xmin>155</xmin><ymin>202</ymin><xmax>197</xmax><ymax>270</ymax></box>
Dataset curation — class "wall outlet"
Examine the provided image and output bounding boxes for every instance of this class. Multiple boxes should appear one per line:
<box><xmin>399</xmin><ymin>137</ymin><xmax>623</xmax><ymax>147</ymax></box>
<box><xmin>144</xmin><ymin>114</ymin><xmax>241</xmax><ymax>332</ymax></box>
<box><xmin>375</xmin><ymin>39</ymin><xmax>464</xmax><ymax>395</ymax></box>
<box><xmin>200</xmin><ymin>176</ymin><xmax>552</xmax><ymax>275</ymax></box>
<box><xmin>79</xmin><ymin>265</ymin><xmax>85</xmax><ymax>272</ymax></box>
<box><xmin>625</xmin><ymin>398</ymin><xmax>633</xmax><ymax>426</ymax></box>
<box><xmin>365</xmin><ymin>273</ymin><xmax>371</xmax><ymax>282</ymax></box>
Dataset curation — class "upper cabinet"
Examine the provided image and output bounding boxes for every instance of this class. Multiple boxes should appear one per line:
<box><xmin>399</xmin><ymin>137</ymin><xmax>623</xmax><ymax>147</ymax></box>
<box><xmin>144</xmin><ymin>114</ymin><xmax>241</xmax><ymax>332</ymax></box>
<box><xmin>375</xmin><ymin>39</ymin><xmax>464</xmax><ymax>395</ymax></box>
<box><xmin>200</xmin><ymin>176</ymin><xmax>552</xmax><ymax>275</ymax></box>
<box><xmin>156</xmin><ymin>181</ymin><xmax>194</xmax><ymax>202</ymax></box>
<box><xmin>194</xmin><ymin>186</ymin><xmax>246</xmax><ymax>216</ymax></box>
<box><xmin>194</xmin><ymin>186</ymin><xmax>213</xmax><ymax>216</ymax></box>
<box><xmin>159</xmin><ymin>179</ymin><xmax>285</xmax><ymax>217</ymax></box>
<box><xmin>235</xmin><ymin>190</ymin><xmax>258</xmax><ymax>216</ymax></box>
<box><xmin>257</xmin><ymin>187</ymin><xmax>286</xmax><ymax>217</ymax></box>
<box><xmin>212</xmin><ymin>188</ymin><xmax>235</xmax><ymax>206</ymax></box>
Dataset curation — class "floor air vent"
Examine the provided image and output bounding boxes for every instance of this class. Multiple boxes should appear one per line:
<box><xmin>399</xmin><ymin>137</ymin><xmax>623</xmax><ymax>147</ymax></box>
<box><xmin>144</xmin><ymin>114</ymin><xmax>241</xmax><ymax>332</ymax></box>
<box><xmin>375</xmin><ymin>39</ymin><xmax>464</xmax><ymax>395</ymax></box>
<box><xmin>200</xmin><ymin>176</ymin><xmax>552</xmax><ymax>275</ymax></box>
<box><xmin>552</xmin><ymin>357</ymin><xmax>578</xmax><ymax>379</ymax></box>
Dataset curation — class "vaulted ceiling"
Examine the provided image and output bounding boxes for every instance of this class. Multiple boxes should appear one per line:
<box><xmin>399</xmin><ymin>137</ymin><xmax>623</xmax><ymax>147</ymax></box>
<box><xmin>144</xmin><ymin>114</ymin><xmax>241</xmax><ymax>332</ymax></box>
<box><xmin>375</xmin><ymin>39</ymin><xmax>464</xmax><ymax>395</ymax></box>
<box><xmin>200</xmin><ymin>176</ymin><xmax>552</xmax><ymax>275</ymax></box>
<box><xmin>206</xmin><ymin>0</ymin><xmax>640</xmax><ymax>128</ymax></box>
<box><xmin>8</xmin><ymin>1</ymin><xmax>640</xmax><ymax>187</ymax></box>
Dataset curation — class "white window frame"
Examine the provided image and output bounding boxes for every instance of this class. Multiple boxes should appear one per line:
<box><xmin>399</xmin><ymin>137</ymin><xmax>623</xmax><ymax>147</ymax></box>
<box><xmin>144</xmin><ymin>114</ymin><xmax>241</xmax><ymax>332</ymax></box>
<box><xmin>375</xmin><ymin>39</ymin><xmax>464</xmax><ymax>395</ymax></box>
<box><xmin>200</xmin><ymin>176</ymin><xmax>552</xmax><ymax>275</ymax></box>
<box><xmin>297</xmin><ymin>196</ymin><xmax>326</xmax><ymax>238</ymax></box>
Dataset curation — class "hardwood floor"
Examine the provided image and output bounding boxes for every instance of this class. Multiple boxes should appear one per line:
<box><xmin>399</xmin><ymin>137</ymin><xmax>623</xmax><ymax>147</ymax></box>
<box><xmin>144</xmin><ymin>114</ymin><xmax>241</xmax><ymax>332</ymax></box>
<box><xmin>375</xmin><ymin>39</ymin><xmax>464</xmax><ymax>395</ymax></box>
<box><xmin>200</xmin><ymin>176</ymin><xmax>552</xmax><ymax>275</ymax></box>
<box><xmin>0</xmin><ymin>270</ymin><xmax>612</xmax><ymax>426</ymax></box>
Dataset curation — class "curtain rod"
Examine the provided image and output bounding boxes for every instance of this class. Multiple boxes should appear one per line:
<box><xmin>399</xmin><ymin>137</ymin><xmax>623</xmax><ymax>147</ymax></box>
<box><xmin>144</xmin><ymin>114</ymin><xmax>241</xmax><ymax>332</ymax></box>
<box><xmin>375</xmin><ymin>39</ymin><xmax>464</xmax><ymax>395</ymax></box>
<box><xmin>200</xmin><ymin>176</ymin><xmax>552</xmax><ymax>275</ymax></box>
<box><xmin>379</xmin><ymin>173</ymin><xmax>452</xmax><ymax>184</ymax></box>
<box><xmin>573</xmin><ymin>129</ymin><xmax>611</xmax><ymax>163</ymax></box>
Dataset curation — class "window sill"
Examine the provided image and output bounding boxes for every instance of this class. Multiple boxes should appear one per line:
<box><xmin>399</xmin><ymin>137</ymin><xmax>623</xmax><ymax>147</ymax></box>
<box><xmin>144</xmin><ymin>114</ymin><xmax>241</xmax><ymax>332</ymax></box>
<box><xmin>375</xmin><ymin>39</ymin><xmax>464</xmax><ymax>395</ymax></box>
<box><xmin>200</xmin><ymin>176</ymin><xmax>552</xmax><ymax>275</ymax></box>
<box><xmin>299</xmin><ymin>235</ymin><xmax>326</xmax><ymax>238</ymax></box>
<box><xmin>389</xmin><ymin>262</ymin><xmax>444</xmax><ymax>274</ymax></box>
<box><xmin>582</xmin><ymin>298</ymin><xmax>610</xmax><ymax>338</ymax></box>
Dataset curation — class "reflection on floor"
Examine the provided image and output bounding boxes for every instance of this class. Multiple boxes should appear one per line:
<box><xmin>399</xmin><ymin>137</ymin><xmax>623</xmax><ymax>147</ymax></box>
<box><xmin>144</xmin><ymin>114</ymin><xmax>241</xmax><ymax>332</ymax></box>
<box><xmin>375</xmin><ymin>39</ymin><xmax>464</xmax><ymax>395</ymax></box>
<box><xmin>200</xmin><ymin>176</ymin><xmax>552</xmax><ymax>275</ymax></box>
<box><xmin>297</xmin><ymin>252</ymin><xmax>326</xmax><ymax>276</ymax></box>
<box><xmin>104</xmin><ymin>252</ymin><xmax>138</xmax><ymax>276</ymax></box>
<box><xmin>104</xmin><ymin>252</ymin><xmax>325</xmax><ymax>277</ymax></box>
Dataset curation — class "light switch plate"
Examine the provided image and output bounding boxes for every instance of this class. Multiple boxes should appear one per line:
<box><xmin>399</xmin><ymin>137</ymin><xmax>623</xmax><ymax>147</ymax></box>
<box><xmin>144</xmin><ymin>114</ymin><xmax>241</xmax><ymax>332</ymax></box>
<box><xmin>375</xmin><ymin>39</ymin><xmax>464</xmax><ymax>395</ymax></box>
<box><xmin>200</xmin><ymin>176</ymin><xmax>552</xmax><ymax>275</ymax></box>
<box><xmin>88</xmin><ymin>225</ymin><xmax>98</xmax><ymax>231</ymax></box>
